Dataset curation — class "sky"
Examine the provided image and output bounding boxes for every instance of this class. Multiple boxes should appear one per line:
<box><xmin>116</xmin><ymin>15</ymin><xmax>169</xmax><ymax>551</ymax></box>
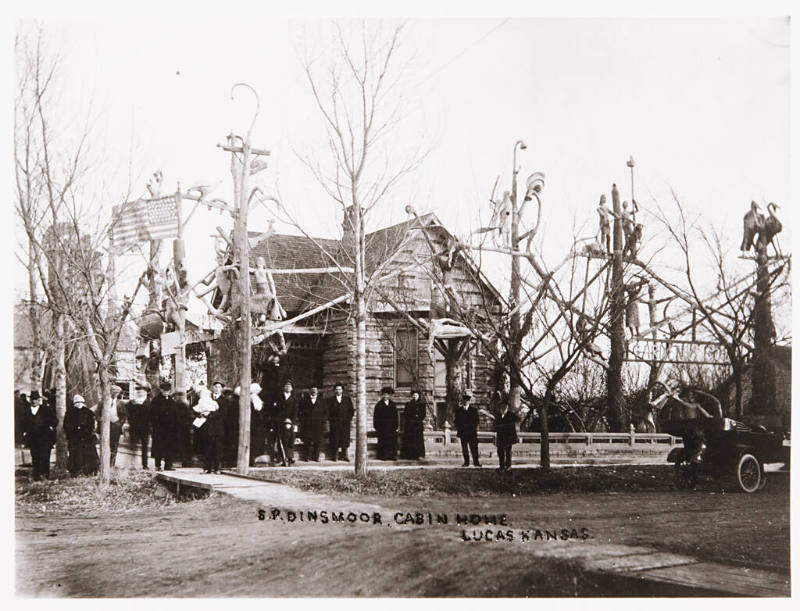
<box><xmin>7</xmin><ymin>3</ymin><xmax>794</xmax><ymax>331</ymax></box>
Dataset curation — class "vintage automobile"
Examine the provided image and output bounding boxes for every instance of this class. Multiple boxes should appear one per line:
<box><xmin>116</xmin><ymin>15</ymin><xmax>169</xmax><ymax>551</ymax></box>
<box><xmin>663</xmin><ymin>417</ymin><xmax>789</xmax><ymax>493</ymax></box>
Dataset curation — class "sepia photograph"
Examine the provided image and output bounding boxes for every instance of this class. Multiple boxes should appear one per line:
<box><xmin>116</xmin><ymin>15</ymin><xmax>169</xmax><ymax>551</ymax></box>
<box><xmin>8</xmin><ymin>0</ymin><xmax>794</xmax><ymax>600</ymax></box>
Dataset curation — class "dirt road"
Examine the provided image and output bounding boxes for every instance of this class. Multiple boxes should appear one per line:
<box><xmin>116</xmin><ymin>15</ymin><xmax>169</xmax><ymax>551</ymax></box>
<box><xmin>16</xmin><ymin>472</ymin><xmax>788</xmax><ymax>597</ymax></box>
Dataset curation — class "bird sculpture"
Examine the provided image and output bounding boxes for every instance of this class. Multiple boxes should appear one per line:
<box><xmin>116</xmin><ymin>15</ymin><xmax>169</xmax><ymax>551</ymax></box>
<box><xmin>740</xmin><ymin>201</ymin><xmax>765</xmax><ymax>252</ymax></box>
<box><xmin>146</xmin><ymin>170</ymin><xmax>163</xmax><ymax>198</ymax></box>
<box><xmin>756</xmin><ymin>202</ymin><xmax>782</xmax><ymax>253</ymax></box>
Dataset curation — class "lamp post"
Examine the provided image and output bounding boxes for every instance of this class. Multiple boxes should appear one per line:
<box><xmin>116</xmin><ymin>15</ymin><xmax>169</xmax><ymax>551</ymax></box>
<box><xmin>627</xmin><ymin>155</ymin><xmax>637</xmax><ymax>222</ymax></box>
<box><xmin>509</xmin><ymin>139</ymin><xmax>527</xmax><ymax>415</ymax></box>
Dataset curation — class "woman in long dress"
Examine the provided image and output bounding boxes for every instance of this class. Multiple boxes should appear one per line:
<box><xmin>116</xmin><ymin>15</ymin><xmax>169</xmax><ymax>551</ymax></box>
<box><xmin>401</xmin><ymin>390</ymin><xmax>427</xmax><ymax>460</ymax></box>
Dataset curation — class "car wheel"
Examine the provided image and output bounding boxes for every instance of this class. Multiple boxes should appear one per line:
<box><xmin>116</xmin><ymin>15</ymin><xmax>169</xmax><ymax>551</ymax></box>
<box><xmin>675</xmin><ymin>460</ymin><xmax>697</xmax><ymax>490</ymax></box>
<box><xmin>735</xmin><ymin>453</ymin><xmax>762</xmax><ymax>493</ymax></box>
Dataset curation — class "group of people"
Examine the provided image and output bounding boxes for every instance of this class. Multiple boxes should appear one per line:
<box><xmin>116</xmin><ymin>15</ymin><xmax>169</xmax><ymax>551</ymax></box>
<box><xmin>372</xmin><ymin>386</ymin><xmax>428</xmax><ymax>461</ymax></box>
<box><xmin>15</xmin><ymin>372</ymin><xmax>521</xmax><ymax>478</ymax></box>
<box><xmin>454</xmin><ymin>391</ymin><xmax>519</xmax><ymax>471</ymax></box>
<box><xmin>190</xmin><ymin>377</ymin><xmax>357</xmax><ymax>471</ymax></box>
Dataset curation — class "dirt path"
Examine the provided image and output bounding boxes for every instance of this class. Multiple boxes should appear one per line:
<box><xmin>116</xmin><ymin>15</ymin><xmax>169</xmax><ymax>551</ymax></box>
<box><xmin>16</xmin><ymin>468</ymin><xmax>790</xmax><ymax>597</ymax></box>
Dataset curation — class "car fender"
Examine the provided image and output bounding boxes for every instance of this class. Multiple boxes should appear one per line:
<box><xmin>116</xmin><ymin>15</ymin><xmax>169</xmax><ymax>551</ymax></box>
<box><xmin>667</xmin><ymin>447</ymin><xmax>684</xmax><ymax>463</ymax></box>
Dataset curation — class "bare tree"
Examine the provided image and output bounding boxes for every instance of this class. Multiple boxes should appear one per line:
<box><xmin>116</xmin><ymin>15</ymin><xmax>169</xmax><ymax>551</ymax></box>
<box><xmin>267</xmin><ymin>21</ymin><xmax>426</xmax><ymax>476</ymax></box>
<box><xmin>652</xmin><ymin>195</ymin><xmax>790</xmax><ymax>418</ymax></box>
<box><xmin>15</xmin><ymin>27</ymin><xmax>143</xmax><ymax>484</ymax></box>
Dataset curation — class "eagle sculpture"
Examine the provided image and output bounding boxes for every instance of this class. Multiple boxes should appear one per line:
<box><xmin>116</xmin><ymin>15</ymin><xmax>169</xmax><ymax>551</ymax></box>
<box><xmin>740</xmin><ymin>201</ymin><xmax>765</xmax><ymax>252</ymax></box>
<box><xmin>756</xmin><ymin>202</ymin><xmax>782</xmax><ymax>253</ymax></box>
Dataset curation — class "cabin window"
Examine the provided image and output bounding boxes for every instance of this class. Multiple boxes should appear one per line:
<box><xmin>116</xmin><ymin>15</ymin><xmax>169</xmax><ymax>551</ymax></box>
<box><xmin>394</xmin><ymin>327</ymin><xmax>418</xmax><ymax>387</ymax></box>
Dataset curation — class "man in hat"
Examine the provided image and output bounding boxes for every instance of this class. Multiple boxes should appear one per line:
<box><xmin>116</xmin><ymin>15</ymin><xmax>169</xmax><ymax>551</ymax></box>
<box><xmin>126</xmin><ymin>385</ymin><xmax>152</xmax><ymax>469</ymax></box>
<box><xmin>150</xmin><ymin>380</ymin><xmax>177</xmax><ymax>471</ymax></box>
<box><xmin>22</xmin><ymin>390</ymin><xmax>58</xmax><ymax>480</ymax></box>
<box><xmin>454</xmin><ymin>392</ymin><xmax>481</xmax><ymax>467</ymax></box>
<box><xmin>273</xmin><ymin>379</ymin><xmax>298</xmax><ymax>465</ymax></box>
<box><xmin>373</xmin><ymin>387</ymin><xmax>398</xmax><ymax>460</ymax></box>
<box><xmin>64</xmin><ymin>393</ymin><xmax>99</xmax><ymax>476</ymax></box>
<box><xmin>298</xmin><ymin>385</ymin><xmax>325</xmax><ymax>461</ymax></box>
<box><xmin>327</xmin><ymin>382</ymin><xmax>354</xmax><ymax>462</ymax></box>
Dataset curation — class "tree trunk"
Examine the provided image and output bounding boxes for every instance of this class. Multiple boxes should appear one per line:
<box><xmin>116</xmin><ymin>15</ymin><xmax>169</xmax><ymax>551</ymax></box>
<box><xmin>354</xmin><ymin>205</ymin><xmax>368</xmax><ymax>478</ymax></box>
<box><xmin>750</xmin><ymin>251</ymin><xmax>776</xmax><ymax>423</ymax></box>
<box><xmin>732</xmin><ymin>362</ymin><xmax>744</xmax><ymax>419</ymax></box>
<box><xmin>606</xmin><ymin>183</ymin><xmax>625</xmax><ymax>431</ymax></box>
<box><xmin>27</xmin><ymin>241</ymin><xmax>44</xmax><ymax>394</ymax></box>
<box><xmin>98</xmin><ymin>370</ymin><xmax>111</xmax><ymax>486</ymax></box>
<box><xmin>235</xmin><ymin>144</ymin><xmax>252</xmax><ymax>475</ymax></box>
<box><xmin>541</xmin><ymin>386</ymin><xmax>554</xmax><ymax>471</ymax></box>
<box><xmin>54</xmin><ymin>313</ymin><xmax>68</xmax><ymax>469</ymax></box>
<box><xmin>444</xmin><ymin>340</ymin><xmax>463</xmax><ymax>428</ymax></box>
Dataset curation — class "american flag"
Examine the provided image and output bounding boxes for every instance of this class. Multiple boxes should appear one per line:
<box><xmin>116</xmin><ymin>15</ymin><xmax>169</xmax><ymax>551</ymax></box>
<box><xmin>112</xmin><ymin>195</ymin><xmax>179</xmax><ymax>253</ymax></box>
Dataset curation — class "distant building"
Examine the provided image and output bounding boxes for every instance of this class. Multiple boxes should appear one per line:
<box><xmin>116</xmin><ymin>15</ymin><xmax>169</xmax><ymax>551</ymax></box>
<box><xmin>13</xmin><ymin>302</ymin><xmax>139</xmax><ymax>403</ymax></box>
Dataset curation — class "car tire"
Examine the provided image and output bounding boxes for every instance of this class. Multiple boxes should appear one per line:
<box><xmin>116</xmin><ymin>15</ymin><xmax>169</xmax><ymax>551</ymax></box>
<box><xmin>735</xmin><ymin>453</ymin><xmax>762</xmax><ymax>493</ymax></box>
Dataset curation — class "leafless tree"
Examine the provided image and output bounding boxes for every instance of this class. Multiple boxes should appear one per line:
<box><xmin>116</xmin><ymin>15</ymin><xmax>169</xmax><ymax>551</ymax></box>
<box><xmin>266</xmin><ymin>21</ymin><xmax>427</xmax><ymax>476</ymax></box>
<box><xmin>652</xmin><ymin>195</ymin><xmax>790</xmax><ymax>418</ymax></box>
<box><xmin>15</xmin><ymin>27</ymin><xmax>143</xmax><ymax>484</ymax></box>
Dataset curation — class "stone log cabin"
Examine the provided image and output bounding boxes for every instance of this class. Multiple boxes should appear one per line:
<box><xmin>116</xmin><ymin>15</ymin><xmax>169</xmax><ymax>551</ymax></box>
<box><xmin>205</xmin><ymin>209</ymin><xmax>505</xmax><ymax>429</ymax></box>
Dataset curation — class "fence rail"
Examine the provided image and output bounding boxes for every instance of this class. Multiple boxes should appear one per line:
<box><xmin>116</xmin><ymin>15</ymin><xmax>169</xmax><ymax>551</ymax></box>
<box><xmin>421</xmin><ymin>428</ymin><xmax>681</xmax><ymax>449</ymax></box>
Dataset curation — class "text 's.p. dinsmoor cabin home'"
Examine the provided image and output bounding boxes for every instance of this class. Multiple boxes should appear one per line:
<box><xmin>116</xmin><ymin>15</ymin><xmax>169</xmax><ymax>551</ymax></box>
<box><xmin>203</xmin><ymin>208</ymin><xmax>504</xmax><ymax>429</ymax></box>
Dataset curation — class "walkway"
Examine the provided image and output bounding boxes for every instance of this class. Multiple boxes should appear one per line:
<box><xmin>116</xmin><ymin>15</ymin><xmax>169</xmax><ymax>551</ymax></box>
<box><xmin>157</xmin><ymin>468</ymin><xmax>790</xmax><ymax>597</ymax></box>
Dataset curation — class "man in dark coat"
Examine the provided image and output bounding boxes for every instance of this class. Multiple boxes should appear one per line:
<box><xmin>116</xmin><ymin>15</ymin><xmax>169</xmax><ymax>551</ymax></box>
<box><xmin>490</xmin><ymin>398</ymin><xmax>519</xmax><ymax>471</ymax></box>
<box><xmin>64</xmin><ymin>393</ymin><xmax>99</xmax><ymax>476</ymax></box>
<box><xmin>273</xmin><ymin>379</ymin><xmax>298</xmax><ymax>465</ymax></box>
<box><xmin>401</xmin><ymin>389</ymin><xmax>427</xmax><ymax>460</ymax></box>
<box><xmin>259</xmin><ymin>354</ymin><xmax>288</xmax><ymax>408</ymax></box>
<box><xmin>15</xmin><ymin>390</ymin><xmax>28</xmax><ymax>446</ymax></box>
<box><xmin>220</xmin><ymin>387</ymin><xmax>239</xmax><ymax>468</ymax></box>
<box><xmin>22</xmin><ymin>390</ymin><xmax>58</xmax><ymax>480</ymax></box>
<box><xmin>150</xmin><ymin>381</ymin><xmax>177</xmax><ymax>471</ymax></box>
<box><xmin>298</xmin><ymin>385</ymin><xmax>325</xmax><ymax>461</ymax></box>
<box><xmin>173</xmin><ymin>390</ymin><xmax>193</xmax><ymax>466</ymax></box>
<box><xmin>126</xmin><ymin>385</ymin><xmax>152</xmax><ymax>469</ymax></box>
<box><xmin>373</xmin><ymin>387</ymin><xmax>398</xmax><ymax>461</ymax></box>
<box><xmin>454</xmin><ymin>392</ymin><xmax>481</xmax><ymax>467</ymax></box>
<box><xmin>327</xmin><ymin>382</ymin><xmax>354</xmax><ymax>461</ymax></box>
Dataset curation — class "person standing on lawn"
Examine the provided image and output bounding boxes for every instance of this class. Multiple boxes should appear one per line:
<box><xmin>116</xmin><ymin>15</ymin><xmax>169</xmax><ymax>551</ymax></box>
<box><xmin>373</xmin><ymin>387</ymin><xmax>398</xmax><ymax>461</ymax></box>
<box><xmin>454</xmin><ymin>392</ymin><xmax>481</xmax><ymax>467</ymax></box>
<box><xmin>484</xmin><ymin>393</ymin><xmax>519</xmax><ymax>471</ymax></box>
<box><xmin>400</xmin><ymin>389</ymin><xmax>427</xmax><ymax>460</ymax></box>
<box><xmin>22</xmin><ymin>389</ymin><xmax>58</xmax><ymax>480</ymax></box>
<box><xmin>64</xmin><ymin>394</ymin><xmax>99</xmax><ymax>476</ymax></box>
<box><xmin>298</xmin><ymin>385</ymin><xmax>325</xmax><ymax>461</ymax></box>
<box><xmin>273</xmin><ymin>379</ymin><xmax>299</xmax><ymax>466</ymax></box>
<box><xmin>327</xmin><ymin>382</ymin><xmax>354</xmax><ymax>462</ymax></box>
<box><xmin>126</xmin><ymin>385</ymin><xmax>152</xmax><ymax>469</ymax></box>
<box><xmin>150</xmin><ymin>380</ymin><xmax>178</xmax><ymax>471</ymax></box>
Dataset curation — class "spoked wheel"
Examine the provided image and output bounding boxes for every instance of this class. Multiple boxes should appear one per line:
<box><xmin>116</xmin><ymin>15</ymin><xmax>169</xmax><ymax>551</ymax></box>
<box><xmin>735</xmin><ymin>453</ymin><xmax>762</xmax><ymax>493</ymax></box>
<box><xmin>675</xmin><ymin>460</ymin><xmax>697</xmax><ymax>490</ymax></box>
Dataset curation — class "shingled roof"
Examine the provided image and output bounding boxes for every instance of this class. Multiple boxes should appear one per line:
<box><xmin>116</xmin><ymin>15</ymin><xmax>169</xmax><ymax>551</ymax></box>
<box><xmin>247</xmin><ymin>214</ymin><xmax>437</xmax><ymax>315</ymax></box>
<box><xmin>246</xmin><ymin>212</ymin><xmax>503</xmax><ymax>316</ymax></box>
